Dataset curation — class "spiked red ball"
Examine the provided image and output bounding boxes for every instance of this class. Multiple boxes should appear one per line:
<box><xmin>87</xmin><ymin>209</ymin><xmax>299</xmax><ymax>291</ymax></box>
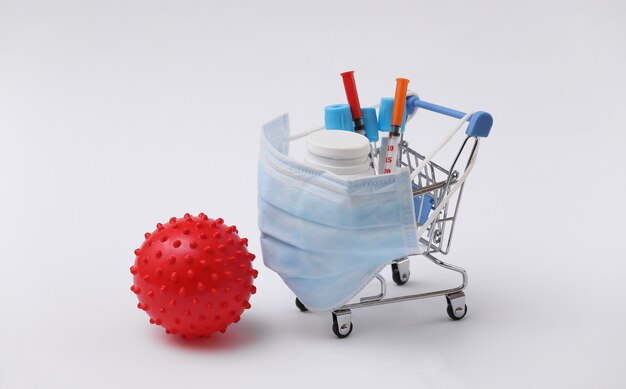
<box><xmin>130</xmin><ymin>213</ymin><xmax>257</xmax><ymax>338</ymax></box>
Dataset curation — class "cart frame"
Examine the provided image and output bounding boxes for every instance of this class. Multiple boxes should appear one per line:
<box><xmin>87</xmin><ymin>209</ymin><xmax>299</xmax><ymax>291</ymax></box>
<box><xmin>327</xmin><ymin>136</ymin><xmax>479</xmax><ymax>338</ymax></box>
<box><xmin>294</xmin><ymin>105</ymin><xmax>491</xmax><ymax>338</ymax></box>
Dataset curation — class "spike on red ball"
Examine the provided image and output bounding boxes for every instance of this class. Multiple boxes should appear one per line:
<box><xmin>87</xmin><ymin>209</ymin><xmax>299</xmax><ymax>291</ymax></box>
<box><xmin>130</xmin><ymin>213</ymin><xmax>256</xmax><ymax>338</ymax></box>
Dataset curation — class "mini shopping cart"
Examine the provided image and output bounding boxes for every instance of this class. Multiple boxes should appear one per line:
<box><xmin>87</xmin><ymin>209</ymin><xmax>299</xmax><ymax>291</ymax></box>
<box><xmin>292</xmin><ymin>98</ymin><xmax>493</xmax><ymax>338</ymax></box>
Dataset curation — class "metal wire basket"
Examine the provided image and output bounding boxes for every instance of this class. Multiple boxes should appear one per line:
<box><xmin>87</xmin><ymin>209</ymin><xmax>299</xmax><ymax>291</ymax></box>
<box><xmin>295</xmin><ymin>99</ymin><xmax>492</xmax><ymax>338</ymax></box>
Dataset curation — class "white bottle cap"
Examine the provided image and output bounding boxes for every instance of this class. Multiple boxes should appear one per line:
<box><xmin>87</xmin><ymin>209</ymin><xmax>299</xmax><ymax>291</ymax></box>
<box><xmin>304</xmin><ymin>131</ymin><xmax>373</xmax><ymax>177</ymax></box>
<box><xmin>306</xmin><ymin>131</ymin><xmax>370</xmax><ymax>160</ymax></box>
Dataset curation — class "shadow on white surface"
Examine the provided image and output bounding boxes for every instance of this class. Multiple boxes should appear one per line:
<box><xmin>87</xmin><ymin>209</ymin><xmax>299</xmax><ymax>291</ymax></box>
<box><xmin>151</xmin><ymin>317</ymin><xmax>269</xmax><ymax>352</ymax></box>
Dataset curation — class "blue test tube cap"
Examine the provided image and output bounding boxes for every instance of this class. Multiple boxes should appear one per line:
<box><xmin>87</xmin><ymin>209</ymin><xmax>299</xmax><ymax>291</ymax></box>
<box><xmin>324</xmin><ymin>104</ymin><xmax>355</xmax><ymax>132</ymax></box>
<box><xmin>361</xmin><ymin>107</ymin><xmax>379</xmax><ymax>142</ymax></box>
<box><xmin>378</xmin><ymin>97</ymin><xmax>407</xmax><ymax>133</ymax></box>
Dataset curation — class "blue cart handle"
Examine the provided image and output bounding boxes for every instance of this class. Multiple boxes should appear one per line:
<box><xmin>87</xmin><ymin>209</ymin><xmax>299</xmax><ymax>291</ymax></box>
<box><xmin>406</xmin><ymin>95</ymin><xmax>493</xmax><ymax>138</ymax></box>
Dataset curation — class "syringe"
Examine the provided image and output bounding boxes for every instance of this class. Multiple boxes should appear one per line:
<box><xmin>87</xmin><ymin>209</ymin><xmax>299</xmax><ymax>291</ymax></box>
<box><xmin>341</xmin><ymin>70</ymin><xmax>376</xmax><ymax>173</ymax></box>
<box><xmin>382</xmin><ymin>77</ymin><xmax>409</xmax><ymax>174</ymax></box>
<box><xmin>340</xmin><ymin>71</ymin><xmax>366</xmax><ymax>135</ymax></box>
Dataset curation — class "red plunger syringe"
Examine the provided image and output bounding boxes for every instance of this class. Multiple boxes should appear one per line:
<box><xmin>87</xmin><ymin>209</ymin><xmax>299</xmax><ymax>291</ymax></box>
<box><xmin>340</xmin><ymin>71</ymin><xmax>366</xmax><ymax>136</ymax></box>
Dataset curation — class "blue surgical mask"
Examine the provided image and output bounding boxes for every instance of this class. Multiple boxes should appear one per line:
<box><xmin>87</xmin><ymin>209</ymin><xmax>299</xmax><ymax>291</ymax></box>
<box><xmin>258</xmin><ymin>115</ymin><xmax>420</xmax><ymax>312</ymax></box>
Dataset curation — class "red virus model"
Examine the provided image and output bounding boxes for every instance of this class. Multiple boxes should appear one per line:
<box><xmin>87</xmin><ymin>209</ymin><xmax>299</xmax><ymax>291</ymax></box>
<box><xmin>130</xmin><ymin>213</ymin><xmax>257</xmax><ymax>338</ymax></box>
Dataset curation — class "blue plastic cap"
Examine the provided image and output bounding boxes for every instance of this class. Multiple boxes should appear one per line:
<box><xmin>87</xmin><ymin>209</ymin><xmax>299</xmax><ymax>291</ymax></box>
<box><xmin>378</xmin><ymin>97</ymin><xmax>407</xmax><ymax>133</ymax></box>
<box><xmin>324</xmin><ymin>104</ymin><xmax>354</xmax><ymax>131</ymax></box>
<box><xmin>361</xmin><ymin>107</ymin><xmax>379</xmax><ymax>142</ymax></box>
<box><xmin>412</xmin><ymin>184</ymin><xmax>435</xmax><ymax>224</ymax></box>
<box><xmin>466</xmin><ymin>111</ymin><xmax>493</xmax><ymax>138</ymax></box>
<box><xmin>405</xmin><ymin>95</ymin><xmax>419</xmax><ymax>117</ymax></box>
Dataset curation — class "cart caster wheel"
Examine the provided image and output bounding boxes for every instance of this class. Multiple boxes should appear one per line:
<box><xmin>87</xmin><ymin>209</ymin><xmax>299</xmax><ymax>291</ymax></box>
<box><xmin>332</xmin><ymin>321</ymin><xmax>353</xmax><ymax>339</ymax></box>
<box><xmin>332</xmin><ymin>310</ymin><xmax>353</xmax><ymax>338</ymax></box>
<box><xmin>295</xmin><ymin>297</ymin><xmax>308</xmax><ymax>312</ymax></box>
<box><xmin>446</xmin><ymin>292</ymin><xmax>467</xmax><ymax>320</ymax></box>
<box><xmin>447</xmin><ymin>303</ymin><xmax>467</xmax><ymax>320</ymax></box>
<box><xmin>391</xmin><ymin>258</ymin><xmax>410</xmax><ymax>285</ymax></box>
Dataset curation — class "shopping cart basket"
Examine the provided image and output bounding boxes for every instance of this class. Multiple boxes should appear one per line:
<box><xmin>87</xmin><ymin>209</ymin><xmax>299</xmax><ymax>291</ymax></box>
<box><xmin>290</xmin><ymin>98</ymin><xmax>493</xmax><ymax>338</ymax></box>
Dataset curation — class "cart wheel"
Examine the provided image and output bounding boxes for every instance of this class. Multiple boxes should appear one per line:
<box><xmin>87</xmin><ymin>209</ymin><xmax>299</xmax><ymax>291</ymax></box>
<box><xmin>391</xmin><ymin>258</ymin><xmax>410</xmax><ymax>285</ymax></box>
<box><xmin>447</xmin><ymin>303</ymin><xmax>467</xmax><ymax>320</ymax></box>
<box><xmin>446</xmin><ymin>293</ymin><xmax>467</xmax><ymax>320</ymax></box>
<box><xmin>332</xmin><ymin>310</ymin><xmax>353</xmax><ymax>338</ymax></box>
<box><xmin>295</xmin><ymin>297</ymin><xmax>308</xmax><ymax>312</ymax></box>
<box><xmin>332</xmin><ymin>321</ymin><xmax>353</xmax><ymax>338</ymax></box>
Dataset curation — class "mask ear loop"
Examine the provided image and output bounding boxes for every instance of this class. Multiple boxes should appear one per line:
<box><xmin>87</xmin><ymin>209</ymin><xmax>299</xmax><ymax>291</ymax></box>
<box><xmin>416</xmin><ymin>140</ymin><xmax>478</xmax><ymax>237</ymax></box>
<box><xmin>287</xmin><ymin>125</ymin><xmax>324</xmax><ymax>142</ymax></box>
<box><xmin>410</xmin><ymin>112</ymin><xmax>474</xmax><ymax>181</ymax></box>
<box><xmin>412</xmin><ymin>112</ymin><xmax>478</xmax><ymax>238</ymax></box>
<box><xmin>288</xmin><ymin>108</ymin><xmax>472</xmax><ymax>178</ymax></box>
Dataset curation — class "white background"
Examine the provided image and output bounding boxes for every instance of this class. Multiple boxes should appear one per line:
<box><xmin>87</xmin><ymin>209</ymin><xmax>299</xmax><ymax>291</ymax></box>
<box><xmin>1</xmin><ymin>1</ymin><xmax>625</xmax><ymax>388</ymax></box>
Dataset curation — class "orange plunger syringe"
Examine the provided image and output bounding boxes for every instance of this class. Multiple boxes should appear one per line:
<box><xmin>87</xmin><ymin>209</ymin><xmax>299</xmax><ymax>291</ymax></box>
<box><xmin>383</xmin><ymin>77</ymin><xmax>410</xmax><ymax>174</ymax></box>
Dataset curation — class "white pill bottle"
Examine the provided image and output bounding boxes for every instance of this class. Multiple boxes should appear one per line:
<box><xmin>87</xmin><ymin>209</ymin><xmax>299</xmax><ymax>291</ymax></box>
<box><xmin>303</xmin><ymin>104</ymin><xmax>375</xmax><ymax>179</ymax></box>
